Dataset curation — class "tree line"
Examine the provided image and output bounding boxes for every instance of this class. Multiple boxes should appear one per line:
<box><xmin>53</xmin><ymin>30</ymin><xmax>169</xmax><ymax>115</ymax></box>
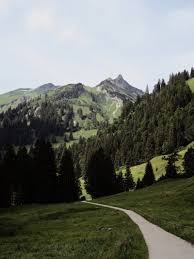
<box><xmin>0</xmin><ymin>138</ymin><xmax>193</xmax><ymax>208</ymax></box>
<box><xmin>70</xmin><ymin>68</ymin><xmax>194</xmax><ymax>174</ymax></box>
<box><xmin>0</xmin><ymin>139</ymin><xmax>80</xmax><ymax>207</ymax></box>
<box><xmin>136</xmin><ymin>147</ymin><xmax>194</xmax><ymax>189</ymax></box>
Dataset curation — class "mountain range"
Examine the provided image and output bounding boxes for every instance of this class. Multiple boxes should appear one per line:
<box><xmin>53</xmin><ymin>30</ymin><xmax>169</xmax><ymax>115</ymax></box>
<box><xmin>0</xmin><ymin>75</ymin><xmax>144</xmax><ymax>144</ymax></box>
<box><xmin>0</xmin><ymin>75</ymin><xmax>143</xmax><ymax>109</ymax></box>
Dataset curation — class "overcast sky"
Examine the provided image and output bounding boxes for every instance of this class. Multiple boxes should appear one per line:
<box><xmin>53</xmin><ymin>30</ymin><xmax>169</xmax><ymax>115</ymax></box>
<box><xmin>0</xmin><ymin>0</ymin><xmax>194</xmax><ymax>93</ymax></box>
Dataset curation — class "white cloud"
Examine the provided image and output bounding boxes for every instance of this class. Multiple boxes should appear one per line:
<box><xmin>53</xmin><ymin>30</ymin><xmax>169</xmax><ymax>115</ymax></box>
<box><xmin>0</xmin><ymin>0</ymin><xmax>11</xmax><ymax>13</ymax></box>
<box><xmin>57</xmin><ymin>26</ymin><xmax>89</xmax><ymax>46</ymax></box>
<box><xmin>26</xmin><ymin>8</ymin><xmax>55</xmax><ymax>32</ymax></box>
<box><xmin>167</xmin><ymin>8</ymin><xmax>194</xmax><ymax>32</ymax></box>
<box><xmin>25</xmin><ymin>7</ymin><xmax>89</xmax><ymax>47</ymax></box>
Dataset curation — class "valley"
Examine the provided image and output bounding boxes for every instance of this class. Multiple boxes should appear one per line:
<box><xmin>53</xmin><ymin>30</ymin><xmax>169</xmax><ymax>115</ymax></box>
<box><xmin>0</xmin><ymin>202</ymin><xmax>147</xmax><ymax>259</ymax></box>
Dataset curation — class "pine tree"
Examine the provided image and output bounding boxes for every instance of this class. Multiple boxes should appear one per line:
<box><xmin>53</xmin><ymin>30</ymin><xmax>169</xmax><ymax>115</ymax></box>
<box><xmin>69</xmin><ymin>132</ymin><xmax>74</xmax><ymax>141</ymax></box>
<box><xmin>58</xmin><ymin>148</ymin><xmax>80</xmax><ymax>202</ymax></box>
<box><xmin>85</xmin><ymin>148</ymin><xmax>116</xmax><ymax>198</ymax></box>
<box><xmin>142</xmin><ymin>161</ymin><xmax>155</xmax><ymax>187</ymax></box>
<box><xmin>145</xmin><ymin>85</ymin><xmax>149</xmax><ymax>94</ymax></box>
<box><xmin>32</xmin><ymin>139</ymin><xmax>57</xmax><ymax>203</ymax></box>
<box><xmin>164</xmin><ymin>152</ymin><xmax>179</xmax><ymax>178</ymax></box>
<box><xmin>161</xmin><ymin>79</ymin><xmax>166</xmax><ymax>88</ymax></box>
<box><xmin>183</xmin><ymin>147</ymin><xmax>194</xmax><ymax>176</ymax></box>
<box><xmin>2</xmin><ymin>145</ymin><xmax>17</xmax><ymax>206</ymax></box>
<box><xmin>190</xmin><ymin>67</ymin><xmax>194</xmax><ymax>78</ymax></box>
<box><xmin>124</xmin><ymin>166</ymin><xmax>135</xmax><ymax>191</ymax></box>
<box><xmin>16</xmin><ymin>146</ymin><xmax>32</xmax><ymax>204</ymax></box>
<box><xmin>0</xmin><ymin>153</ymin><xmax>10</xmax><ymax>207</ymax></box>
<box><xmin>136</xmin><ymin>178</ymin><xmax>143</xmax><ymax>190</ymax></box>
<box><xmin>116</xmin><ymin>171</ymin><xmax>125</xmax><ymax>193</ymax></box>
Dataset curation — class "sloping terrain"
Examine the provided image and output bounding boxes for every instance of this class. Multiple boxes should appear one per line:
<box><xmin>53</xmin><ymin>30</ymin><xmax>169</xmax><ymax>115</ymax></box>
<box><xmin>119</xmin><ymin>141</ymin><xmax>194</xmax><ymax>181</ymax></box>
<box><xmin>96</xmin><ymin>177</ymin><xmax>194</xmax><ymax>244</ymax></box>
<box><xmin>0</xmin><ymin>202</ymin><xmax>147</xmax><ymax>258</ymax></box>
<box><xmin>0</xmin><ymin>76</ymin><xmax>143</xmax><ymax>145</ymax></box>
<box><xmin>187</xmin><ymin>78</ymin><xmax>194</xmax><ymax>93</ymax></box>
<box><xmin>85</xmin><ymin>201</ymin><xmax>194</xmax><ymax>259</ymax></box>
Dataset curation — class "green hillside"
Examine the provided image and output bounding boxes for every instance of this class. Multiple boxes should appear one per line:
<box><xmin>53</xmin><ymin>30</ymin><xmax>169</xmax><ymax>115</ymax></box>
<box><xmin>0</xmin><ymin>89</ymin><xmax>32</xmax><ymax>106</ymax></box>
<box><xmin>120</xmin><ymin>141</ymin><xmax>194</xmax><ymax>181</ymax></box>
<box><xmin>187</xmin><ymin>78</ymin><xmax>194</xmax><ymax>92</ymax></box>
<box><xmin>0</xmin><ymin>202</ymin><xmax>147</xmax><ymax>259</ymax></box>
<box><xmin>79</xmin><ymin>141</ymin><xmax>194</xmax><ymax>198</ymax></box>
<box><xmin>97</xmin><ymin>176</ymin><xmax>194</xmax><ymax>244</ymax></box>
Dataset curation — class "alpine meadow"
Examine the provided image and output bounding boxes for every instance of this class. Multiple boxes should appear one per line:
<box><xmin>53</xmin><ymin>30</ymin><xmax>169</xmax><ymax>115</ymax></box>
<box><xmin>0</xmin><ymin>1</ymin><xmax>194</xmax><ymax>259</ymax></box>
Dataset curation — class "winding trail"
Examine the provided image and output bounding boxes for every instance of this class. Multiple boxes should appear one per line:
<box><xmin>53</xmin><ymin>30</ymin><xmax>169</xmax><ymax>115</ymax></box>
<box><xmin>83</xmin><ymin>201</ymin><xmax>194</xmax><ymax>259</ymax></box>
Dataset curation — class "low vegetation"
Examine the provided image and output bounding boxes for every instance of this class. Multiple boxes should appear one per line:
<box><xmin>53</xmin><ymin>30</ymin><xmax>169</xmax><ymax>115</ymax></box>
<box><xmin>120</xmin><ymin>141</ymin><xmax>194</xmax><ymax>181</ymax></box>
<box><xmin>96</xmin><ymin>177</ymin><xmax>194</xmax><ymax>244</ymax></box>
<box><xmin>0</xmin><ymin>202</ymin><xmax>148</xmax><ymax>259</ymax></box>
<box><xmin>187</xmin><ymin>78</ymin><xmax>194</xmax><ymax>92</ymax></box>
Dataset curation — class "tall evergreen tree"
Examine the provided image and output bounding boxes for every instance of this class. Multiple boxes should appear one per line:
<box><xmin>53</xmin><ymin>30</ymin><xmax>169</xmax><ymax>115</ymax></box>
<box><xmin>2</xmin><ymin>145</ymin><xmax>17</xmax><ymax>206</ymax></box>
<box><xmin>32</xmin><ymin>139</ymin><xmax>57</xmax><ymax>203</ymax></box>
<box><xmin>164</xmin><ymin>152</ymin><xmax>179</xmax><ymax>178</ymax></box>
<box><xmin>124</xmin><ymin>166</ymin><xmax>135</xmax><ymax>191</ymax></box>
<box><xmin>16</xmin><ymin>146</ymin><xmax>33</xmax><ymax>204</ymax></box>
<box><xmin>85</xmin><ymin>148</ymin><xmax>116</xmax><ymax>198</ymax></box>
<box><xmin>58</xmin><ymin>148</ymin><xmax>80</xmax><ymax>202</ymax></box>
<box><xmin>0</xmin><ymin>153</ymin><xmax>10</xmax><ymax>207</ymax></box>
<box><xmin>190</xmin><ymin>67</ymin><xmax>194</xmax><ymax>78</ymax></box>
<box><xmin>183</xmin><ymin>147</ymin><xmax>194</xmax><ymax>176</ymax></box>
<box><xmin>116</xmin><ymin>171</ymin><xmax>125</xmax><ymax>193</ymax></box>
<box><xmin>142</xmin><ymin>161</ymin><xmax>155</xmax><ymax>187</ymax></box>
<box><xmin>136</xmin><ymin>178</ymin><xmax>143</xmax><ymax>190</ymax></box>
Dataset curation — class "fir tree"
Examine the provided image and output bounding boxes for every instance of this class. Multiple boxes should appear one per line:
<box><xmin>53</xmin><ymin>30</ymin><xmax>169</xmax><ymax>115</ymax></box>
<box><xmin>124</xmin><ymin>166</ymin><xmax>135</xmax><ymax>191</ymax></box>
<box><xmin>190</xmin><ymin>67</ymin><xmax>194</xmax><ymax>78</ymax></box>
<box><xmin>1</xmin><ymin>145</ymin><xmax>17</xmax><ymax>206</ymax></box>
<box><xmin>32</xmin><ymin>139</ymin><xmax>57</xmax><ymax>203</ymax></box>
<box><xmin>58</xmin><ymin>148</ymin><xmax>80</xmax><ymax>202</ymax></box>
<box><xmin>136</xmin><ymin>178</ymin><xmax>143</xmax><ymax>190</ymax></box>
<box><xmin>116</xmin><ymin>171</ymin><xmax>125</xmax><ymax>193</ymax></box>
<box><xmin>142</xmin><ymin>161</ymin><xmax>155</xmax><ymax>187</ymax></box>
<box><xmin>0</xmin><ymin>153</ymin><xmax>10</xmax><ymax>207</ymax></box>
<box><xmin>69</xmin><ymin>132</ymin><xmax>74</xmax><ymax>141</ymax></box>
<box><xmin>17</xmin><ymin>146</ymin><xmax>33</xmax><ymax>204</ymax></box>
<box><xmin>164</xmin><ymin>152</ymin><xmax>179</xmax><ymax>178</ymax></box>
<box><xmin>183</xmin><ymin>147</ymin><xmax>194</xmax><ymax>176</ymax></box>
<box><xmin>85</xmin><ymin>148</ymin><xmax>116</xmax><ymax>198</ymax></box>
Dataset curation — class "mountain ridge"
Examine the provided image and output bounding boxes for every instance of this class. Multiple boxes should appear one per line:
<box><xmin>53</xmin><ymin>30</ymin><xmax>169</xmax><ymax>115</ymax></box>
<box><xmin>0</xmin><ymin>75</ymin><xmax>143</xmax><ymax>110</ymax></box>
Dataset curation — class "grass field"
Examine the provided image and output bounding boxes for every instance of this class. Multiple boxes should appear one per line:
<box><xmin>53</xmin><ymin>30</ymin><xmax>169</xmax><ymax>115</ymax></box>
<box><xmin>0</xmin><ymin>202</ymin><xmax>148</xmax><ymax>259</ymax></box>
<box><xmin>119</xmin><ymin>141</ymin><xmax>194</xmax><ymax>181</ymax></box>
<box><xmin>54</xmin><ymin>129</ymin><xmax>98</xmax><ymax>149</ymax></box>
<box><xmin>96</xmin><ymin>176</ymin><xmax>194</xmax><ymax>244</ymax></box>
<box><xmin>187</xmin><ymin>78</ymin><xmax>194</xmax><ymax>93</ymax></box>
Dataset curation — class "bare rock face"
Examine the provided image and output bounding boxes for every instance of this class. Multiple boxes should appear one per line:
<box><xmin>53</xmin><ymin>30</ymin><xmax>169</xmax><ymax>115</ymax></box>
<box><xmin>35</xmin><ymin>83</ymin><xmax>58</xmax><ymax>93</ymax></box>
<box><xmin>96</xmin><ymin>75</ymin><xmax>144</xmax><ymax>101</ymax></box>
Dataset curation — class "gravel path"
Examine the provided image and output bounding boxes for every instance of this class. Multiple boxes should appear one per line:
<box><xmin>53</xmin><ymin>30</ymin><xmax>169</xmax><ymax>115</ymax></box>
<box><xmin>83</xmin><ymin>201</ymin><xmax>194</xmax><ymax>259</ymax></box>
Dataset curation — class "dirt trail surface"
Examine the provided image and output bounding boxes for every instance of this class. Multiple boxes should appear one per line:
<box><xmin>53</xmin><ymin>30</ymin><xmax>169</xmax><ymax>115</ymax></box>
<box><xmin>83</xmin><ymin>201</ymin><xmax>194</xmax><ymax>259</ymax></box>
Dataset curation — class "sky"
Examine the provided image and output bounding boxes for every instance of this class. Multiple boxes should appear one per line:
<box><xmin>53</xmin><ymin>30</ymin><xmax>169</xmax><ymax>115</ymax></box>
<box><xmin>0</xmin><ymin>0</ymin><xmax>194</xmax><ymax>94</ymax></box>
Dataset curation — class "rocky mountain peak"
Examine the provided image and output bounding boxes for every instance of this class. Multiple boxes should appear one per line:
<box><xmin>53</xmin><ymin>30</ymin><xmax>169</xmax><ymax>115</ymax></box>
<box><xmin>35</xmin><ymin>83</ymin><xmax>57</xmax><ymax>93</ymax></box>
<box><xmin>116</xmin><ymin>74</ymin><xmax>124</xmax><ymax>81</ymax></box>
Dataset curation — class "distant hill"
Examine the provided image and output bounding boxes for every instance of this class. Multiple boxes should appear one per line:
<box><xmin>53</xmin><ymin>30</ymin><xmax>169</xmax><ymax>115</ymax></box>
<box><xmin>0</xmin><ymin>76</ymin><xmax>143</xmax><ymax>145</ymax></box>
<box><xmin>96</xmin><ymin>74</ymin><xmax>143</xmax><ymax>101</ymax></box>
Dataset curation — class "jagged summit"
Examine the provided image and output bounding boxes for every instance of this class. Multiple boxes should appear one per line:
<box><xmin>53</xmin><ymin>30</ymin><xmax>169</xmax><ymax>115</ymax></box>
<box><xmin>35</xmin><ymin>83</ymin><xmax>57</xmax><ymax>93</ymax></box>
<box><xmin>96</xmin><ymin>75</ymin><xmax>143</xmax><ymax>101</ymax></box>
<box><xmin>116</xmin><ymin>74</ymin><xmax>124</xmax><ymax>80</ymax></box>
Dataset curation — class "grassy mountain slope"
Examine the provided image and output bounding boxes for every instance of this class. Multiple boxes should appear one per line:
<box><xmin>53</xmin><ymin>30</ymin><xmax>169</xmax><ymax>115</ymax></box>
<box><xmin>0</xmin><ymin>89</ymin><xmax>32</xmax><ymax>106</ymax></box>
<box><xmin>80</xmin><ymin>141</ymin><xmax>194</xmax><ymax>199</ymax></box>
<box><xmin>120</xmin><ymin>141</ymin><xmax>194</xmax><ymax>181</ymax></box>
<box><xmin>0</xmin><ymin>77</ymin><xmax>142</xmax><ymax>135</ymax></box>
<box><xmin>97</xmin><ymin>176</ymin><xmax>194</xmax><ymax>244</ymax></box>
<box><xmin>0</xmin><ymin>202</ymin><xmax>148</xmax><ymax>258</ymax></box>
<box><xmin>187</xmin><ymin>78</ymin><xmax>194</xmax><ymax>93</ymax></box>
